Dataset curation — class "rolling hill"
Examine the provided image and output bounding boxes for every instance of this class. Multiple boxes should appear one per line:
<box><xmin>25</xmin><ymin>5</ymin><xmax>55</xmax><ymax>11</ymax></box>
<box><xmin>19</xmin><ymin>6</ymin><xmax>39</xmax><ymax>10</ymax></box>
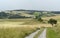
<box><xmin>0</xmin><ymin>9</ymin><xmax>56</xmax><ymax>19</ymax></box>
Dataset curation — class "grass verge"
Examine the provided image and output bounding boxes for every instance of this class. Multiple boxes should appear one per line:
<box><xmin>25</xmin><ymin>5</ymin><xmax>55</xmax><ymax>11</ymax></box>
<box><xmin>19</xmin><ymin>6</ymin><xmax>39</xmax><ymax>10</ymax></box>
<box><xmin>47</xmin><ymin>27</ymin><xmax>57</xmax><ymax>38</ymax></box>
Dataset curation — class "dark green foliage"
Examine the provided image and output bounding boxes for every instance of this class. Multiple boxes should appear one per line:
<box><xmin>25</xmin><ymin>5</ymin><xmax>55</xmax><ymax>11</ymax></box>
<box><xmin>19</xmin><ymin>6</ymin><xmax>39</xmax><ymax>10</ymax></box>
<box><xmin>35</xmin><ymin>16</ymin><xmax>38</xmax><ymax>19</ymax></box>
<box><xmin>48</xmin><ymin>19</ymin><xmax>57</xmax><ymax>26</ymax></box>
<box><xmin>38</xmin><ymin>17</ymin><xmax>43</xmax><ymax>22</ymax></box>
<box><xmin>0</xmin><ymin>10</ymin><xmax>56</xmax><ymax>19</ymax></box>
<box><xmin>0</xmin><ymin>12</ymin><xmax>32</xmax><ymax>19</ymax></box>
<box><xmin>0</xmin><ymin>12</ymin><xmax>8</xmax><ymax>19</ymax></box>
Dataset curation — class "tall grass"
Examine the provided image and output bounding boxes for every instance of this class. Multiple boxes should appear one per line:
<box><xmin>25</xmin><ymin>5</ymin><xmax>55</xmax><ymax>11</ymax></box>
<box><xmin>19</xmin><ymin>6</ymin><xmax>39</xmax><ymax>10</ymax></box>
<box><xmin>0</xmin><ymin>27</ymin><xmax>37</xmax><ymax>38</ymax></box>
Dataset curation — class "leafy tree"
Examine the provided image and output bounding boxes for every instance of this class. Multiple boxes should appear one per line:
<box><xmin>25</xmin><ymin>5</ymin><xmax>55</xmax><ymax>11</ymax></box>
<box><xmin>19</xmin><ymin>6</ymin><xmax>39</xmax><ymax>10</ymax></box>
<box><xmin>48</xmin><ymin>18</ymin><xmax>57</xmax><ymax>26</ymax></box>
<box><xmin>33</xmin><ymin>12</ymin><xmax>43</xmax><ymax>22</ymax></box>
<box><xmin>33</xmin><ymin>12</ymin><xmax>42</xmax><ymax>19</ymax></box>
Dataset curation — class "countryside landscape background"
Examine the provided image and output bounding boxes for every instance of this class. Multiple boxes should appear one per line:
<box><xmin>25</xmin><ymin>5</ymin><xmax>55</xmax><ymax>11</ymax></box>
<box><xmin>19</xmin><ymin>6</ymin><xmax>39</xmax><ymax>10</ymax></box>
<box><xmin>0</xmin><ymin>0</ymin><xmax>60</xmax><ymax>38</ymax></box>
<box><xmin>0</xmin><ymin>9</ymin><xmax>60</xmax><ymax>38</ymax></box>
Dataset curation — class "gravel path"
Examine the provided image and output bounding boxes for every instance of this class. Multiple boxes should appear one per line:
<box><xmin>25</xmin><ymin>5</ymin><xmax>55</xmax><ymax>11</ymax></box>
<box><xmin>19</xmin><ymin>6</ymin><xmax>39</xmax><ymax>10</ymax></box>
<box><xmin>38</xmin><ymin>29</ymin><xmax>46</xmax><ymax>38</ymax></box>
<box><xmin>25</xmin><ymin>30</ymin><xmax>40</xmax><ymax>38</ymax></box>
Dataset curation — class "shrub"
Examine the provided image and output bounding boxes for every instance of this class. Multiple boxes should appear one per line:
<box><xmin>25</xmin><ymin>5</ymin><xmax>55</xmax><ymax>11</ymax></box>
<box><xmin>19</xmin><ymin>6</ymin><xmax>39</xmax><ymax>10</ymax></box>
<box><xmin>38</xmin><ymin>17</ymin><xmax>43</xmax><ymax>22</ymax></box>
<box><xmin>48</xmin><ymin>18</ymin><xmax>57</xmax><ymax>26</ymax></box>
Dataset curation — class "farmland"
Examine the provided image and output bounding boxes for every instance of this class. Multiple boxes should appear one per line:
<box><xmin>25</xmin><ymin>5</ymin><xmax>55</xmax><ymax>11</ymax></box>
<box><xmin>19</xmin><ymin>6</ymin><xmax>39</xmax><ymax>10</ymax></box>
<box><xmin>0</xmin><ymin>17</ymin><xmax>52</xmax><ymax>38</ymax></box>
<box><xmin>0</xmin><ymin>10</ymin><xmax>59</xmax><ymax>38</ymax></box>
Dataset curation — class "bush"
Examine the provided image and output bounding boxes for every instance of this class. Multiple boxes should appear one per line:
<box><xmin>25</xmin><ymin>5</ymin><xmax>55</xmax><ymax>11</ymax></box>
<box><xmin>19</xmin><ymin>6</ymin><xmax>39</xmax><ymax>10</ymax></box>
<box><xmin>38</xmin><ymin>17</ymin><xmax>43</xmax><ymax>22</ymax></box>
<box><xmin>48</xmin><ymin>18</ymin><xmax>57</xmax><ymax>26</ymax></box>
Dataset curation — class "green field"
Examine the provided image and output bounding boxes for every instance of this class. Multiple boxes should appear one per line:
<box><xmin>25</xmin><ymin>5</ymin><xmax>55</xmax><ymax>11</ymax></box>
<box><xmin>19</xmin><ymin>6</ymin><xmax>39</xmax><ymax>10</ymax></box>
<box><xmin>47</xmin><ymin>27</ymin><xmax>57</xmax><ymax>38</ymax></box>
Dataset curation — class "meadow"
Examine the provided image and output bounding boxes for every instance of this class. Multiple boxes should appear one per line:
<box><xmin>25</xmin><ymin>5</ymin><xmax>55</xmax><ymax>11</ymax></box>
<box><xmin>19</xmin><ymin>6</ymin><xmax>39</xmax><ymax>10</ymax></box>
<box><xmin>0</xmin><ymin>15</ymin><xmax>57</xmax><ymax>38</ymax></box>
<box><xmin>0</xmin><ymin>27</ymin><xmax>37</xmax><ymax>38</ymax></box>
<box><xmin>0</xmin><ymin>18</ymin><xmax>42</xmax><ymax>38</ymax></box>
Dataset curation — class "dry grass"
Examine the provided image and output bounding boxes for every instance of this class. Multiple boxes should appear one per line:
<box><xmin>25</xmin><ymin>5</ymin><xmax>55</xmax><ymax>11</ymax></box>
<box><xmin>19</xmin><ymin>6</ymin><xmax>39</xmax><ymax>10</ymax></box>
<box><xmin>0</xmin><ymin>17</ymin><xmax>54</xmax><ymax>38</ymax></box>
<box><xmin>0</xmin><ymin>27</ymin><xmax>37</xmax><ymax>38</ymax></box>
<box><xmin>0</xmin><ymin>18</ymin><xmax>52</xmax><ymax>28</ymax></box>
<box><xmin>0</xmin><ymin>19</ymin><xmax>39</xmax><ymax>38</ymax></box>
<box><xmin>42</xmin><ymin>15</ymin><xmax>60</xmax><ymax>21</ymax></box>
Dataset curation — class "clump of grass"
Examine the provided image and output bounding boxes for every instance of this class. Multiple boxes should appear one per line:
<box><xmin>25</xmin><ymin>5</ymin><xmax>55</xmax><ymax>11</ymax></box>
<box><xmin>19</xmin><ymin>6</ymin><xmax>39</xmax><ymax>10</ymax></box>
<box><xmin>0</xmin><ymin>27</ymin><xmax>37</xmax><ymax>38</ymax></box>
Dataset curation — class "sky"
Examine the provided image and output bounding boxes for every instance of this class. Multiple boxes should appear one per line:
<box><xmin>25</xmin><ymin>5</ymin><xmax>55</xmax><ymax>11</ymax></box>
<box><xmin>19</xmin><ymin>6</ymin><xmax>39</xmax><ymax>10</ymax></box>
<box><xmin>0</xmin><ymin>0</ymin><xmax>60</xmax><ymax>11</ymax></box>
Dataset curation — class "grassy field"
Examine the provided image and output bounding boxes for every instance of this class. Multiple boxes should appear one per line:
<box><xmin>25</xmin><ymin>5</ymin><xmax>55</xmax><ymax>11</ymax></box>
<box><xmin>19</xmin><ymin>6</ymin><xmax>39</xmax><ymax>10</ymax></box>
<box><xmin>0</xmin><ymin>27</ymin><xmax>38</xmax><ymax>38</ymax></box>
<box><xmin>47</xmin><ymin>27</ymin><xmax>57</xmax><ymax>38</ymax></box>
<box><xmin>47</xmin><ymin>15</ymin><xmax>60</xmax><ymax>38</ymax></box>
<box><xmin>0</xmin><ymin>18</ymin><xmax>42</xmax><ymax>38</ymax></box>
<box><xmin>0</xmin><ymin>16</ymin><xmax>53</xmax><ymax>38</ymax></box>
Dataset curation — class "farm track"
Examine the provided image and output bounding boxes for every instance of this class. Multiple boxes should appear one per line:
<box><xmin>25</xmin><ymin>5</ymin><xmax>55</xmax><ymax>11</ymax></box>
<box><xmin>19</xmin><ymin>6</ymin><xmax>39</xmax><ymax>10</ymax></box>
<box><xmin>38</xmin><ymin>29</ymin><xmax>46</xmax><ymax>38</ymax></box>
<box><xmin>25</xmin><ymin>30</ymin><xmax>40</xmax><ymax>38</ymax></box>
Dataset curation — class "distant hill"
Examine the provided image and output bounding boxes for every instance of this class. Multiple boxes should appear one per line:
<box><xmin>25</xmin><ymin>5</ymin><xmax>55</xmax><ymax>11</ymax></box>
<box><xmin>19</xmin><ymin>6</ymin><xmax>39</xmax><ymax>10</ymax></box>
<box><xmin>51</xmin><ymin>11</ymin><xmax>60</xmax><ymax>14</ymax></box>
<box><xmin>13</xmin><ymin>9</ymin><xmax>60</xmax><ymax>14</ymax></box>
<box><xmin>0</xmin><ymin>9</ymin><xmax>57</xmax><ymax>19</ymax></box>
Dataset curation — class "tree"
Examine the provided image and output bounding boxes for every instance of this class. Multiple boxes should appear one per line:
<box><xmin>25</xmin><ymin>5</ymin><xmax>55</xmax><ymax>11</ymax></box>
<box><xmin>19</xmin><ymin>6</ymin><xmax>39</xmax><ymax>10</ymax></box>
<box><xmin>33</xmin><ymin>12</ymin><xmax>42</xmax><ymax>19</ymax></box>
<box><xmin>38</xmin><ymin>17</ymin><xmax>43</xmax><ymax>22</ymax></box>
<box><xmin>33</xmin><ymin>12</ymin><xmax>43</xmax><ymax>22</ymax></box>
<box><xmin>48</xmin><ymin>18</ymin><xmax>57</xmax><ymax>26</ymax></box>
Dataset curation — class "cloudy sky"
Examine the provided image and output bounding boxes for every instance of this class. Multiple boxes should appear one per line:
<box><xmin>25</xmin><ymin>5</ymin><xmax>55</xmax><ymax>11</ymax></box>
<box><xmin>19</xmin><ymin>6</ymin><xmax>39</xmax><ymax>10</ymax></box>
<box><xmin>0</xmin><ymin>0</ymin><xmax>60</xmax><ymax>11</ymax></box>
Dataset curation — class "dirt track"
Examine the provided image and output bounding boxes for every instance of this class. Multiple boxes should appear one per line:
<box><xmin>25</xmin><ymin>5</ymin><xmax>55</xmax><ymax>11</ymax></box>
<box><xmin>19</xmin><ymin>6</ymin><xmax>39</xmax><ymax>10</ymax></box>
<box><xmin>38</xmin><ymin>29</ymin><xmax>46</xmax><ymax>38</ymax></box>
<box><xmin>25</xmin><ymin>30</ymin><xmax>40</xmax><ymax>38</ymax></box>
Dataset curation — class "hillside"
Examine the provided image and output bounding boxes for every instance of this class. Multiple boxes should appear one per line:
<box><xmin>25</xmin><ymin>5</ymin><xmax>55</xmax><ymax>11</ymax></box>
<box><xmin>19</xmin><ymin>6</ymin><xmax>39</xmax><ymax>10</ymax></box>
<box><xmin>0</xmin><ymin>10</ymin><xmax>56</xmax><ymax>19</ymax></box>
